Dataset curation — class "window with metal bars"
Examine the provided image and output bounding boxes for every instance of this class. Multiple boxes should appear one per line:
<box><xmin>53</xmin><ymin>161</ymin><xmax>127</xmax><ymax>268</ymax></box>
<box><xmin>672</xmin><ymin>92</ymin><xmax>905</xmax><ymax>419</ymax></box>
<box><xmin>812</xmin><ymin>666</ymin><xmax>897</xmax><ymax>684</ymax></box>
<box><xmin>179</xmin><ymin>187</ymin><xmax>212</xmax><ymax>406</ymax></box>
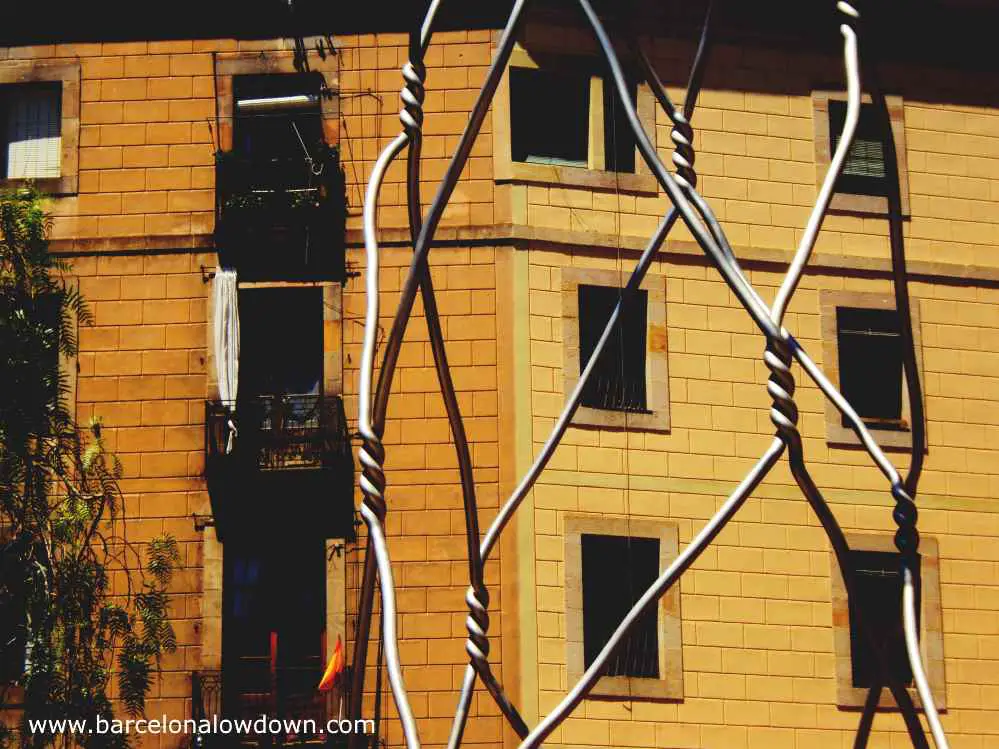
<box><xmin>0</xmin><ymin>83</ymin><xmax>62</xmax><ymax>180</ymax></box>
<box><xmin>581</xmin><ymin>534</ymin><xmax>659</xmax><ymax>678</ymax></box>
<box><xmin>836</xmin><ymin>306</ymin><xmax>905</xmax><ymax>430</ymax></box>
<box><xmin>847</xmin><ymin>549</ymin><xmax>919</xmax><ymax>689</ymax></box>
<box><xmin>829</xmin><ymin>100</ymin><xmax>892</xmax><ymax>197</ymax></box>
<box><xmin>578</xmin><ymin>284</ymin><xmax>648</xmax><ymax>413</ymax></box>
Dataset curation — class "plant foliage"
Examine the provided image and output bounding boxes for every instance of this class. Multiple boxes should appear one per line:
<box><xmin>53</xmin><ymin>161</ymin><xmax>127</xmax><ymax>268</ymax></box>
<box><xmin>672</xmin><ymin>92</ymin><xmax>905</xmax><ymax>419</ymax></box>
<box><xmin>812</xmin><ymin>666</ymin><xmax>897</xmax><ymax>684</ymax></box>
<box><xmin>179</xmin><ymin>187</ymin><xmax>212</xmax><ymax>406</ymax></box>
<box><xmin>0</xmin><ymin>186</ymin><xmax>178</xmax><ymax>749</ymax></box>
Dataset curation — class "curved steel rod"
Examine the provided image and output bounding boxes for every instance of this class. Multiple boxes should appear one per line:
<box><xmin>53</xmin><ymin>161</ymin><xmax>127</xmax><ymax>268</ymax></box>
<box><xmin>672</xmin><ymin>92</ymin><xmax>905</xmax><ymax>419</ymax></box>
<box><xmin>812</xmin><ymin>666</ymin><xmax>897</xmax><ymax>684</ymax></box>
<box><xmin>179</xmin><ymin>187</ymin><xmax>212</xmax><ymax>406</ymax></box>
<box><xmin>576</xmin><ymin>0</ymin><xmax>780</xmax><ymax>340</ymax></box>
<box><xmin>904</xmin><ymin>566</ymin><xmax>948</xmax><ymax>748</ymax></box>
<box><xmin>776</xmin><ymin>370</ymin><xmax>931</xmax><ymax>748</ymax></box>
<box><xmin>483</xmin><ymin>0</ymin><xmax>719</xmax><ymax>563</ymax></box>
<box><xmin>771</xmin><ymin>15</ymin><xmax>860</xmax><ymax>324</ymax></box>
<box><xmin>358</xmin><ymin>130</ymin><xmax>420</xmax><ymax>749</ymax></box>
<box><xmin>853</xmin><ymin>13</ymin><xmax>934</xmax><ymax>744</ymax></box>
<box><xmin>403</xmin><ymin>11</ymin><xmax>529</xmax><ymax>740</ymax></box>
<box><xmin>353</xmin><ymin>2</ymin><xmax>948</xmax><ymax>748</ymax></box>
<box><xmin>348</xmin><ymin>6</ymin><xmax>450</xmax><ymax>737</ymax></box>
<box><xmin>523</xmin><ymin>4</ymin><xmax>941</xmax><ymax>748</ymax></box>
<box><xmin>853</xmin><ymin>682</ymin><xmax>882</xmax><ymax>749</ymax></box>
<box><xmin>355</xmin><ymin>1</ymin><xmax>533</xmax><ymax>743</ymax></box>
<box><xmin>360</xmin><ymin>502</ymin><xmax>422</xmax><ymax>749</ymax></box>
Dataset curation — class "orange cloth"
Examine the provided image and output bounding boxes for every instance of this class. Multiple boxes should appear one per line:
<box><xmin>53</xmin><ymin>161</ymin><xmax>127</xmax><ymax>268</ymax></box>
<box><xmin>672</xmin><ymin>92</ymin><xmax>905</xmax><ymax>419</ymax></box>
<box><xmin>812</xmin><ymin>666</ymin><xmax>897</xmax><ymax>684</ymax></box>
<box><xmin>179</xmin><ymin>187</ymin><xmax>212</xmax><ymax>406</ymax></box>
<box><xmin>318</xmin><ymin>635</ymin><xmax>345</xmax><ymax>692</ymax></box>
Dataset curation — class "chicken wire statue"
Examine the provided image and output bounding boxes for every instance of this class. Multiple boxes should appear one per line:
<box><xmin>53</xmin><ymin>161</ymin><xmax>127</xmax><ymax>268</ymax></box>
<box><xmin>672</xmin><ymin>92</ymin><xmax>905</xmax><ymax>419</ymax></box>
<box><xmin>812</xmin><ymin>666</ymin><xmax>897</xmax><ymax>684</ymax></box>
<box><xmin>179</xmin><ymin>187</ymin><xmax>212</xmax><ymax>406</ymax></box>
<box><xmin>351</xmin><ymin>1</ymin><xmax>950</xmax><ymax>748</ymax></box>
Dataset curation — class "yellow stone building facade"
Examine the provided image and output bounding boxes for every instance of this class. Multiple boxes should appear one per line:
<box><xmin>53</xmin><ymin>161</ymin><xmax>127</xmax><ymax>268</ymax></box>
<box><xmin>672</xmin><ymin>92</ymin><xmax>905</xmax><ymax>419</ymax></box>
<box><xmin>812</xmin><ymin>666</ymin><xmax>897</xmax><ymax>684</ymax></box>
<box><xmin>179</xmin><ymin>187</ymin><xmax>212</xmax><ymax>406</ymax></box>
<box><xmin>2</xmin><ymin>4</ymin><xmax>998</xmax><ymax>749</ymax></box>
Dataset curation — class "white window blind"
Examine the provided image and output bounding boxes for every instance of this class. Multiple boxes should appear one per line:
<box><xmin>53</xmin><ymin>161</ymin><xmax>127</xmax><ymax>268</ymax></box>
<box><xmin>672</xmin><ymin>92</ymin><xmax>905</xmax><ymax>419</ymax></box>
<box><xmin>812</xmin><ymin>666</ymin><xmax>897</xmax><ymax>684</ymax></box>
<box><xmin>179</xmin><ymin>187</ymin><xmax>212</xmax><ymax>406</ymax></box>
<box><xmin>5</xmin><ymin>85</ymin><xmax>61</xmax><ymax>179</ymax></box>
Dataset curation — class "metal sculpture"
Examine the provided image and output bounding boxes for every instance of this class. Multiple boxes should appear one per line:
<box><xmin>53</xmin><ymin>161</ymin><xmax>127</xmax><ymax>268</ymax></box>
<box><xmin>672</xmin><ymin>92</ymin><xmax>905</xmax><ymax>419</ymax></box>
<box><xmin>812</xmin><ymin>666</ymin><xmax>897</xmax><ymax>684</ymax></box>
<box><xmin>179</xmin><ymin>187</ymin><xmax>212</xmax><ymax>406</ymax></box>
<box><xmin>353</xmin><ymin>1</ymin><xmax>950</xmax><ymax>747</ymax></box>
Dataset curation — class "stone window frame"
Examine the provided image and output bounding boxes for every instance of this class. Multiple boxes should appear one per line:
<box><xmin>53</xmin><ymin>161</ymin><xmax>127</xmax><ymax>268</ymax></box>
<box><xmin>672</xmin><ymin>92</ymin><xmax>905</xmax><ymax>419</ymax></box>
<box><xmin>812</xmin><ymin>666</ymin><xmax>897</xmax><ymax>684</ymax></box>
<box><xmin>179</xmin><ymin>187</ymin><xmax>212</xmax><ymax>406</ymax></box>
<box><xmin>213</xmin><ymin>49</ymin><xmax>340</xmax><ymax>153</ymax></box>
<box><xmin>812</xmin><ymin>90</ymin><xmax>910</xmax><ymax>217</ymax></box>
<box><xmin>493</xmin><ymin>43</ymin><xmax>658</xmax><ymax>195</ymax></box>
<box><xmin>820</xmin><ymin>289</ymin><xmax>925</xmax><ymax>450</ymax></box>
<box><xmin>831</xmin><ymin>533</ymin><xmax>946</xmax><ymax>710</ymax></box>
<box><xmin>562</xmin><ymin>266</ymin><xmax>669</xmax><ymax>431</ymax></box>
<box><xmin>564</xmin><ymin>515</ymin><xmax>683</xmax><ymax>701</ymax></box>
<box><xmin>0</xmin><ymin>60</ymin><xmax>80</xmax><ymax>196</ymax></box>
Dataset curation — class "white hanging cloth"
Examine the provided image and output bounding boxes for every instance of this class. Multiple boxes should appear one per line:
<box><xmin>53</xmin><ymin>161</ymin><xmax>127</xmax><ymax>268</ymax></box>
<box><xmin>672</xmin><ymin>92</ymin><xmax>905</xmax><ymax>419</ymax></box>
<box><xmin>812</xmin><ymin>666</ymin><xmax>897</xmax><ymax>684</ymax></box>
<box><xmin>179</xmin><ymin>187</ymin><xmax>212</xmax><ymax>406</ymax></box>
<box><xmin>212</xmin><ymin>268</ymin><xmax>240</xmax><ymax>453</ymax></box>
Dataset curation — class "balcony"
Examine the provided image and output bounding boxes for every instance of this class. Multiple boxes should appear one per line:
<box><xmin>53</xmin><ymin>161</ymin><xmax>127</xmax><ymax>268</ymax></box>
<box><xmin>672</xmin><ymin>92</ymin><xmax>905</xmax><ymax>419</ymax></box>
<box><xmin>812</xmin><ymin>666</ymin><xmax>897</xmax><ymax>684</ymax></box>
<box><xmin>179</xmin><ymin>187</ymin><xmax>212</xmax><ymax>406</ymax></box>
<box><xmin>204</xmin><ymin>394</ymin><xmax>354</xmax><ymax>540</ymax></box>
<box><xmin>214</xmin><ymin>144</ymin><xmax>347</xmax><ymax>281</ymax></box>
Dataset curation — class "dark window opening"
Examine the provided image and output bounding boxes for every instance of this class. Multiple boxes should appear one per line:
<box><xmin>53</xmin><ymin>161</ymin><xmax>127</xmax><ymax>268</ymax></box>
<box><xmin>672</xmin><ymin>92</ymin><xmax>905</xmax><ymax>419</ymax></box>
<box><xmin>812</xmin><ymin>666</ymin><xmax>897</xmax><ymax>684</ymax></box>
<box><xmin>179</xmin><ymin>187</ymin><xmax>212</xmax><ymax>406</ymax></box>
<box><xmin>578</xmin><ymin>284</ymin><xmax>648</xmax><ymax>413</ymax></box>
<box><xmin>236</xmin><ymin>287</ymin><xmax>325</xmax><ymax>469</ymax></box>
<box><xmin>837</xmin><ymin>306</ymin><xmax>905</xmax><ymax>430</ymax></box>
<box><xmin>829</xmin><ymin>100</ymin><xmax>892</xmax><ymax>197</ymax></box>
<box><xmin>603</xmin><ymin>77</ymin><xmax>638</xmax><ymax>173</ymax></box>
<box><xmin>510</xmin><ymin>66</ymin><xmax>638</xmax><ymax>174</ymax></box>
<box><xmin>581</xmin><ymin>534</ymin><xmax>659</xmax><ymax>678</ymax></box>
<box><xmin>222</xmin><ymin>536</ymin><xmax>326</xmax><ymax>723</ymax></box>
<box><xmin>237</xmin><ymin>287</ymin><xmax>323</xmax><ymax>400</ymax></box>
<box><xmin>847</xmin><ymin>549</ymin><xmax>919</xmax><ymax>689</ymax></box>
<box><xmin>510</xmin><ymin>67</ymin><xmax>589</xmax><ymax>168</ymax></box>
<box><xmin>232</xmin><ymin>73</ymin><xmax>324</xmax><ymax>192</ymax></box>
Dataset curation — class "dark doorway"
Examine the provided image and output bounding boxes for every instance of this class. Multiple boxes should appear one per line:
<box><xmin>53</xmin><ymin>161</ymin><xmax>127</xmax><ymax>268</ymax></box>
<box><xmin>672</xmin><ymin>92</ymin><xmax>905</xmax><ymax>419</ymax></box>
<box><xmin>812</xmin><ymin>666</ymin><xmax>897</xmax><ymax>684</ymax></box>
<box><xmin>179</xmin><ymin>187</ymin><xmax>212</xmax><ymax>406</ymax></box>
<box><xmin>222</xmin><ymin>536</ymin><xmax>327</xmax><ymax>735</ymax></box>
<box><xmin>238</xmin><ymin>286</ymin><xmax>324</xmax><ymax>400</ymax></box>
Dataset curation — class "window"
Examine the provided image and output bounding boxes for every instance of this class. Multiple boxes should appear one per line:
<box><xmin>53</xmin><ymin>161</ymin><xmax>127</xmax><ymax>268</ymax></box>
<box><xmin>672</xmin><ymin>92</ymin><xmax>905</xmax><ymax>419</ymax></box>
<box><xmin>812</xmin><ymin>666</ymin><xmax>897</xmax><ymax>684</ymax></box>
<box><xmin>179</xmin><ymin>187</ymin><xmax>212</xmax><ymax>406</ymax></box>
<box><xmin>0</xmin><ymin>61</ymin><xmax>79</xmax><ymax>195</ymax></box>
<box><xmin>562</xmin><ymin>267</ymin><xmax>669</xmax><ymax>431</ymax></box>
<box><xmin>509</xmin><ymin>66</ymin><xmax>636</xmax><ymax>172</ymax></box>
<box><xmin>214</xmin><ymin>51</ymin><xmax>339</xmax><ymax>156</ymax></box>
<box><xmin>603</xmin><ymin>76</ymin><xmax>637</xmax><ymax>174</ymax></box>
<box><xmin>832</xmin><ymin>535</ymin><xmax>945</xmax><ymax>709</ymax></box>
<box><xmin>829</xmin><ymin>101</ymin><xmax>891</xmax><ymax>198</ymax></box>
<box><xmin>812</xmin><ymin>91</ymin><xmax>909</xmax><ymax>215</ymax></box>
<box><xmin>233</xmin><ymin>73</ymin><xmax>324</xmax><ymax>171</ymax></box>
<box><xmin>494</xmin><ymin>44</ymin><xmax>657</xmax><ymax>194</ymax></box>
<box><xmin>582</xmin><ymin>534</ymin><xmax>659</xmax><ymax>678</ymax></box>
<box><xmin>820</xmin><ymin>290</ymin><xmax>924</xmax><ymax>449</ymax></box>
<box><xmin>510</xmin><ymin>67</ymin><xmax>589</xmax><ymax>168</ymax></box>
<box><xmin>222</xmin><ymin>536</ymin><xmax>327</xmax><ymax>727</ymax></box>
<box><xmin>577</xmin><ymin>284</ymin><xmax>648</xmax><ymax>413</ymax></box>
<box><xmin>846</xmin><ymin>549</ymin><xmax>915</xmax><ymax>689</ymax></box>
<box><xmin>565</xmin><ymin>516</ymin><xmax>682</xmax><ymax>700</ymax></box>
<box><xmin>1</xmin><ymin>83</ymin><xmax>61</xmax><ymax>179</ymax></box>
<box><xmin>837</xmin><ymin>307</ymin><xmax>904</xmax><ymax>429</ymax></box>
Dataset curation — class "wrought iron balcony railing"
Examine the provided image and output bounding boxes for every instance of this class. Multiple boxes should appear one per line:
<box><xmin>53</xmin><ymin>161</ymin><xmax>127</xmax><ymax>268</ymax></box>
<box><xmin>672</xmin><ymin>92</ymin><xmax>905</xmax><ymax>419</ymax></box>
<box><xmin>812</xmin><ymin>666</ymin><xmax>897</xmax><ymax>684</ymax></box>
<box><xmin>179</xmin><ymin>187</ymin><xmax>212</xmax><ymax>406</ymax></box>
<box><xmin>214</xmin><ymin>145</ymin><xmax>347</xmax><ymax>281</ymax></box>
<box><xmin>204</xmin><ymin>394</ymin><xmax>355</xmax><ymax>540</ymax></box>
<box><xmin>206</xmin><ymin>394</ymin><xmax>350</xmax><ymax>472</ymax></box>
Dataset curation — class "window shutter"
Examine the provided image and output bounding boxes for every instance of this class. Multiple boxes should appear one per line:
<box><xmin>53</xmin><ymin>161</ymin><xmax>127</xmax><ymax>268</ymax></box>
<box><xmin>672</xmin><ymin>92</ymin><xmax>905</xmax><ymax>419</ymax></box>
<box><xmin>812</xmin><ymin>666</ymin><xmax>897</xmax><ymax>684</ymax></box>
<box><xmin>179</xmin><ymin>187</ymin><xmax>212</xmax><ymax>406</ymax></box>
<box><xmin>6</xmin><ymin>86</ymin><xmax>61</xmax><ymax>179</ymax></box>
<box><xmin>828</xmin><ymin>100</ymin><xmax>892</xmax><ymax>195</ymax></box>
<box><xmin>841</xmin><ymin>137</ymin><xmax>887</xmax><ymax>180</ymax></box>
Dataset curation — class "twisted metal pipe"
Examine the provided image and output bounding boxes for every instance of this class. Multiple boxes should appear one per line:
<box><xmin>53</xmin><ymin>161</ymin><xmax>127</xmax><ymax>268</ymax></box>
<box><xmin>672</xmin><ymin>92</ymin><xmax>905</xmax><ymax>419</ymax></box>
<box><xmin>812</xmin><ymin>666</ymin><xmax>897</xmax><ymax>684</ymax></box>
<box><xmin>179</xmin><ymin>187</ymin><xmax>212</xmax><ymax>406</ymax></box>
<box><xmin>355</xmin><ymin>3</ymin><xmax>533</xmax><ymax>745</ymax></box>
<box><xmin>529</xmin><ymin>4</ymin><xmax>944</xmax><ymax>748</ymax></box>
<box><xmin>354</xmin><ymin>2</ymin><xmax>949</xmax><ymax>748</ymax></box>
<box><xmin>576</xmin><ymin>0</ymin><xmax>780</xmax><ymax>340</ymax></box>
<box><xmin>402</xmin><ymin>14</ymin><xmax>529</xmax><ymax>741</ymax></box>
<box><xmin>357</xmin><ymin>130</ymin><xmax>420</xmax><ymax>749</ymax></box>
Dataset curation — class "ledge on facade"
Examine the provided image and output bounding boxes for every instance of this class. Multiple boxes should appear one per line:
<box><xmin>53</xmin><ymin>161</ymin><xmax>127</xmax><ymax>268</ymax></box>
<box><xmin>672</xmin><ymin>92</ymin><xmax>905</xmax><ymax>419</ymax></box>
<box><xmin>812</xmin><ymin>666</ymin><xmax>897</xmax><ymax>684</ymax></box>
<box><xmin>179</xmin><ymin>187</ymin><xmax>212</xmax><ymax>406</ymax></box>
<box><xmin>343</xmin><ymin>224</ymin><xmax>999</xmax><ymax>285</ymax></box>
<box><xmin>498</xmin><ymin>164</ymin><xmax>659</xmax><ymax>196</ymax></box>
<box><xmin>49</xmin><ymin>233</ymin><xmax>214</xmax><ymax>255</ymax></box>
